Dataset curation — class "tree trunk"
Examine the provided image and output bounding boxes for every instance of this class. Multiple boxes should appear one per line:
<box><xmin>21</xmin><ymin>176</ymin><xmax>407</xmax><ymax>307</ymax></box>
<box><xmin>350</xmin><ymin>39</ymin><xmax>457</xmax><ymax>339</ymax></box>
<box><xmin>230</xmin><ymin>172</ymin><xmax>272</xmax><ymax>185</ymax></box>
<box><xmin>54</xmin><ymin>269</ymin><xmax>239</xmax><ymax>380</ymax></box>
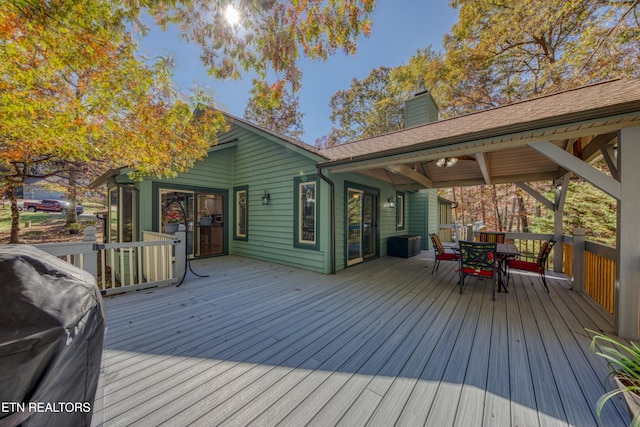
<box><xmin>491</xmin><ymin>185</ymin><xmax>502</xmax><ymax>231</ymax></box>
<box><xmin>508</xmin><ymin>195</ymin><xmax>517</xmax><ymax>232</ymax></box>
<box><xmin>517</xmin><ymin>191</ymin><xmax>529</xmax><ymax>232</ymax></box>
<box><xmin>7</xmin><ymin>185</ymin><xmax>21</xmax><ymax>243</ymax></box>
<box><xmin>66</xmin><ymin>163</ymin><xmax>79</xmax><ymax>224</ymax></box>
<box><xmin>480</xmin><ymin>186</ymin><xmax>487</xmax><ymax>225</ymax></box>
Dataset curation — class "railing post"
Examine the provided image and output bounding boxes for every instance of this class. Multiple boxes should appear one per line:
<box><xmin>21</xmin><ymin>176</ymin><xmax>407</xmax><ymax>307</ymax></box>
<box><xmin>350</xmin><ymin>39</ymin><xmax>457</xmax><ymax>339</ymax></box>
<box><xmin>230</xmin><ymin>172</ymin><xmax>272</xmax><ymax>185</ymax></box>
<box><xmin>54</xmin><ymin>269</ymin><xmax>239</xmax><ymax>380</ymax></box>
<box><xmin>466</xmin><ymin>225</ymin><xmax>474</xmax><ymax>242</ymax></box>
<box><xmin>173</xmin><ymin>230</ymin><xmax>187</xmax><ymax>281</ymax></box>
<box><xmin>572</xmin><ymin>228</ymin><xmax>585</xmax><ymax>293</ymax></box>
<box><xmin>83</xmin><ymin>226</ymin><xmax>98</xmax><ymax>279</ymax></box>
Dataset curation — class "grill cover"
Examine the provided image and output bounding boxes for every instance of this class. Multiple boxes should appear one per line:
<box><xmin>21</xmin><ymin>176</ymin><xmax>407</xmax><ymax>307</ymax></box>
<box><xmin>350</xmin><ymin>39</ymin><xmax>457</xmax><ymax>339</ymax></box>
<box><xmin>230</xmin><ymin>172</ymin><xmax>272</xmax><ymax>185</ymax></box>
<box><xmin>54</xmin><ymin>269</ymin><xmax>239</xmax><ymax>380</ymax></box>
<box><xmin>0</xmin><ymin>245</ymin><xmax>105</xmax><ymax>427</ymax></box>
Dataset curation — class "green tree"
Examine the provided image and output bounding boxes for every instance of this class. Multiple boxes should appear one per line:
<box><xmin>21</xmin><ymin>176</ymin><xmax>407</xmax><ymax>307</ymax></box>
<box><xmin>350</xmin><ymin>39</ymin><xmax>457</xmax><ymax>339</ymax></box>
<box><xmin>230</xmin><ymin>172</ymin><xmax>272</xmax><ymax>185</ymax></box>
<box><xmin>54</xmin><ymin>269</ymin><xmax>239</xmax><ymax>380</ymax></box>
<box><xmin>326</xmin><ymin>47</ymin><xmax>440</xmax><ymax>145</ymax></box>
<box><xmin>244</xmin><ymin>86</ymin><xmax>305</xmax><ymax>139</ymax></box>
<box><xmin>327</xmin><ymin>67</ymin><xmax>401</xmax><ymax>145</ymax></box>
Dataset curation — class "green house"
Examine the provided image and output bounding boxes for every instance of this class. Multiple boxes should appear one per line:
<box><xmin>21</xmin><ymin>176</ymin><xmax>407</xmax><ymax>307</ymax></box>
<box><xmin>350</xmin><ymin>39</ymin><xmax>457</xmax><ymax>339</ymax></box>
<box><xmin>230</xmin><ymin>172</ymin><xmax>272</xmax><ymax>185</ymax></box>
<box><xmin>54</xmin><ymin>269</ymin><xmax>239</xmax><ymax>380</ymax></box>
<box><xmin>92</xmin><ymin>92</ymin><xmax>442</xmax><ymax>274</ymax></box>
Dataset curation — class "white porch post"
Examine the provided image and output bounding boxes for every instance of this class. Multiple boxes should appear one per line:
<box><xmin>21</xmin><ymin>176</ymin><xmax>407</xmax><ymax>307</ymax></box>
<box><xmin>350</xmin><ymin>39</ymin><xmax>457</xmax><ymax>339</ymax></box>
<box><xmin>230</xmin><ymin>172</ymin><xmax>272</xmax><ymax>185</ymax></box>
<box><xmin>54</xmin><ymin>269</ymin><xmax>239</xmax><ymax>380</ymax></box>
<box><xmin>553</xmin><ymin>174</ymin><xmax>569</xmax><ymax>273</ymax></box>
<box><xmin>616</xmin><ymin>126</ymin><xmax>640</xmax><ymax>339</ymax></box>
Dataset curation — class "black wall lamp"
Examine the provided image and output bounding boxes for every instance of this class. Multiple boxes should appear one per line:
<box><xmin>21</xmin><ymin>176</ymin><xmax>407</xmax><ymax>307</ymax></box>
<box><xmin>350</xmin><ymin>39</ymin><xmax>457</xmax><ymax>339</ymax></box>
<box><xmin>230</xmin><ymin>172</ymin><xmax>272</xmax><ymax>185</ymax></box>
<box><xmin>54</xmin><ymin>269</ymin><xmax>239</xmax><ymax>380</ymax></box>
<box><xmin>262</xmin><ymin>190</ymin><xmax>270</xmax><ymax>205</ymax></box>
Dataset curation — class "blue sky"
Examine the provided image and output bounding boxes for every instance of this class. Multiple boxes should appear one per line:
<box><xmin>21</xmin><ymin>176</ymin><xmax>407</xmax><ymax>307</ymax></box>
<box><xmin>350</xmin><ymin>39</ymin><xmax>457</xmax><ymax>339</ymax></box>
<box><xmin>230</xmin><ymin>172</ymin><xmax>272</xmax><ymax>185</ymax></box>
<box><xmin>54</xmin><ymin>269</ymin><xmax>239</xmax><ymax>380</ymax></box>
<box><xmin>138</xmin><ymin>2</ymin><xmax>459</xmax><ymax>145</ymax></box>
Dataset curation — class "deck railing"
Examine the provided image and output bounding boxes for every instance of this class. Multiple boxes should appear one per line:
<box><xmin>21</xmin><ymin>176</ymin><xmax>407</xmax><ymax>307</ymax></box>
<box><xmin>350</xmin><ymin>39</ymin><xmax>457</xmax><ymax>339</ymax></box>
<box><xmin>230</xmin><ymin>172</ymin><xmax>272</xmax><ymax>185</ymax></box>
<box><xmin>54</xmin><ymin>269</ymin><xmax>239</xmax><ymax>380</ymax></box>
<box><xmin>35</xmin><ymin>227</ymin><xmax>185</xmax><ymax>296</ymax></box>
<box><xmin>438</xmin><ymin>223</ymin><xmax>469</xmax><ymax>243</ymax></box>
<box><xmin>563</xmin><ymin>234</ymin><xmax>616</xmax><ymax>314</ymax></box>
<box><xmin>97</xmin><ymin>232</ymin><xmax>178</xmax><ymax>295</ymax></box>
<box><xmin>463</xmin><ymin>229</ymin><xmax>616</xmax><ymax>314</ymax></box>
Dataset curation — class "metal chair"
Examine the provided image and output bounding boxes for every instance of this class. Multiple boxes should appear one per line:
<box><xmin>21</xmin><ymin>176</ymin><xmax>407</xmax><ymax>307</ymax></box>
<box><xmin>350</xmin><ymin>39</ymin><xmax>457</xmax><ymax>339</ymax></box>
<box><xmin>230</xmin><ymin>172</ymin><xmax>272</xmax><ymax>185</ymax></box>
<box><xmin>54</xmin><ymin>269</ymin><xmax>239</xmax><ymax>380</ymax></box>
<box><xmin>507</xmin><ymin>240</ymin><xmax>556</xmax><ymax>292</ymax></box>
<box><xmin>458</xmin><ymin>240</ymin><xmax>498</xmax><ymax>300</ymax></box>
<box><xmin>429</xmin><ymin>233</ymin><xmax>460</xmax><ymax>274</ymax></box>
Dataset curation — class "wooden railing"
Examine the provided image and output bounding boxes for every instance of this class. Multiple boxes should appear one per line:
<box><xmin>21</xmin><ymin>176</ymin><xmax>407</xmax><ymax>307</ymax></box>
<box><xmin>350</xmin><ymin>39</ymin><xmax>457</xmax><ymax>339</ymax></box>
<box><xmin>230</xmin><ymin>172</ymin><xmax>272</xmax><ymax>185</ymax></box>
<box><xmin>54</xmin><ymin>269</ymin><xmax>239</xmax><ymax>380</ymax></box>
<box><xmin>35</xmin><ymin>227</ymin><xmax>184</xmax><ymax>296</ymax></box>
<box><xmin>563</xmin><ymin>237</ymin><xmax>616</xmax><ymax>314</ymax></box>
<box><xmin>438</xmin><ymin>223</ymin><xmax>469</xmax><ymax>243</ymax></box>
<box><xmin>465</xmin><ymin>229</ymin><xmax>616</xmax><ymax>314</ymax></box>
<box><xmin>97</xmin><ymin>234</ymin><xmax>178</xmax><ymax>295</ymax></box>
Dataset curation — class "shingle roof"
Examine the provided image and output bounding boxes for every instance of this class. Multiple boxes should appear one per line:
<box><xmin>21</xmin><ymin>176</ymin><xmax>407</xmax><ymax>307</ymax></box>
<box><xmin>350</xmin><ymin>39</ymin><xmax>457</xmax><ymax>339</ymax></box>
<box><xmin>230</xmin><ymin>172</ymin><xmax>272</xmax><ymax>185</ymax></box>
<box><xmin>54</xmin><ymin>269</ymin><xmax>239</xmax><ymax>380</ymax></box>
<box><xmin>319</xmin><ymin>79</ymin><xmax>640</xmax><ymax>164</ymax></box>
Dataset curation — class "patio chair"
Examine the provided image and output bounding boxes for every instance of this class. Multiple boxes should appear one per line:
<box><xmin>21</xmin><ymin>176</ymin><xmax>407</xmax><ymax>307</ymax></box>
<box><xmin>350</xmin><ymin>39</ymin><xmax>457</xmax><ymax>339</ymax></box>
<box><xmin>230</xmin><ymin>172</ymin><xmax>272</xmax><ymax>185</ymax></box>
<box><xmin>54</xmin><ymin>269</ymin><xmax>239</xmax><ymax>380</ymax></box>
<box><xmin>429</xmin><ymin>233</ymin><xmax>460</xmax><ymax>274</ymax></box>
<box><xmin>507</xmin><ymin>239</ymin><xmax>556</xmax><ymax>293</ymax></box>
<box><xmin>458</xmin><ymin>240</ymin><xmax>498</xmax><ymax>300</ymax></box>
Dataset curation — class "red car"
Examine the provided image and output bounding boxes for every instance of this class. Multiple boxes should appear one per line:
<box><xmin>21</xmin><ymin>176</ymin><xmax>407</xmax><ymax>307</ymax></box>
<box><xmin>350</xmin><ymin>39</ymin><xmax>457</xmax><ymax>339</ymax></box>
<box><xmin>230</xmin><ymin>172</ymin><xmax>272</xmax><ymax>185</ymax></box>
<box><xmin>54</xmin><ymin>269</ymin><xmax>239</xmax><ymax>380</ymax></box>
<box><xmin>23</xmin><ymin>199</ymin><xmax>84</xmax><ymax>214</ymax></box>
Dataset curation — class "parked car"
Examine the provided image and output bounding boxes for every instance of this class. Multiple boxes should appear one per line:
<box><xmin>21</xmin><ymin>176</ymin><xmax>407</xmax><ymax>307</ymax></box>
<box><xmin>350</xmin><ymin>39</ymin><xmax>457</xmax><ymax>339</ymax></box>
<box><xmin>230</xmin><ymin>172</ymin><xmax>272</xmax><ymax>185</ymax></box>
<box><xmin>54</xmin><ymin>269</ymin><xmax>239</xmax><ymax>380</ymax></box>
<box><xmin>23</xmin><ymin>199</ymin><xmax>84</xmax><ymax>215</ymax></box>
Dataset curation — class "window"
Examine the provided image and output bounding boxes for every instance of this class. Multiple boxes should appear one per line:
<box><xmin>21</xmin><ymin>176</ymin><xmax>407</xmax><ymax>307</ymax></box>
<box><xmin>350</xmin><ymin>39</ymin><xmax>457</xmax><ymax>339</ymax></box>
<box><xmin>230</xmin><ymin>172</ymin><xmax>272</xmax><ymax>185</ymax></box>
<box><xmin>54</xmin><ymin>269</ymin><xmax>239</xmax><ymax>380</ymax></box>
<box><xmin>108</xmin><ymin>186</ymin><xmax>137</xmax><ymax>243</ymax></box>
<box><xmin>108</xmin><ymin>188</ymin><xmax>118</xmax><ymax>243</ymax></box>
<box><xmin>294</xmin><ymin>177</ymin><xmax>319</xmax><ymax>249</ymax></box>
<box><xmin>234</xmin><ymin>186</ymin><xmax>248</xmax><ymax>240</ymax></box>
<box><xmin>396</xmin><ymin>192</ymin><xmax>405</xmax><ymax>230</ymax></box>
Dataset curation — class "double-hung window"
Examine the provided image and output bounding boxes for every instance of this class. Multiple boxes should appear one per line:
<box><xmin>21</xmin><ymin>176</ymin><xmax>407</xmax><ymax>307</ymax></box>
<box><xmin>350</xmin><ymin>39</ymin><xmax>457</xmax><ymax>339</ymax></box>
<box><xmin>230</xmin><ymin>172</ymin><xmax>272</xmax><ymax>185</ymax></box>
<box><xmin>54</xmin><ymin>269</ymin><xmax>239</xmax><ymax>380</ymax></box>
<box><xmin>294</xmin><ymin>176</ymin><xmax>319</xmax><ymax>249</ymax></box>
<box><xmin>234</xmin><ymin>186</ymin><xmax>248</xmax><ymax>240</ymax></box>
<box><xmin>396</xmin><ymin>192</ymin><xmax>405</xmax><ymax>230</ymax></box>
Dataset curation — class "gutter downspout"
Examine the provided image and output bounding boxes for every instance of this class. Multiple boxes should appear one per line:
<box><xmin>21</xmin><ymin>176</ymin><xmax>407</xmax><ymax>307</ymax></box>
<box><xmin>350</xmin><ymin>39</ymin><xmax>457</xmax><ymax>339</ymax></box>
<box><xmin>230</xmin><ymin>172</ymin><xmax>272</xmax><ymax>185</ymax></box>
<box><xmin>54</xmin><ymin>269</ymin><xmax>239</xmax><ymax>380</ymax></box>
<box><xmin>317</xmin><ymin>165</ymin><xmax>336</xmax><ymax>274</ymax></box>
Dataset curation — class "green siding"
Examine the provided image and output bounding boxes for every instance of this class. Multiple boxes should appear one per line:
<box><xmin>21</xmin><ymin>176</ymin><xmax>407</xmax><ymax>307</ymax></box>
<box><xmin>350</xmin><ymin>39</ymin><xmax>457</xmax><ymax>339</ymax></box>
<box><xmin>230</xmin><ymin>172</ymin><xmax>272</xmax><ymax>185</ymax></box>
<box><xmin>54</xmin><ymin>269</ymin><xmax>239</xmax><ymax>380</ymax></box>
<box><xmin>329</xmin><ymin>171</ymin><xmax>412</xmax><ymax>271</ymax></box>
<box><xmin>404</xmin><ymin>91</ymin><xmax>438</xmax><ymax>128</ymax></box>
<box><xmin>407</xmin><ymin>189</ymin><xmax>439</xmax><ymax>250</ymax></box>
<box><xmin>112</xmin><ymin>116</ymin><xmax>439</xmax><ymax>276</ymax></box>
<box><xmin>427</xmin><ymin>189</ymin><xmax>439</xmax><ymax>246</ymax></box>
<box><xmin>408</xmin><ymin>190</ymin><xmax>428</xmax><ymax>250</ymax></box>
<box><xmin>229</xmin><ymin>129</ymin><xmax>328</xmax><ymax>273</ymax></box>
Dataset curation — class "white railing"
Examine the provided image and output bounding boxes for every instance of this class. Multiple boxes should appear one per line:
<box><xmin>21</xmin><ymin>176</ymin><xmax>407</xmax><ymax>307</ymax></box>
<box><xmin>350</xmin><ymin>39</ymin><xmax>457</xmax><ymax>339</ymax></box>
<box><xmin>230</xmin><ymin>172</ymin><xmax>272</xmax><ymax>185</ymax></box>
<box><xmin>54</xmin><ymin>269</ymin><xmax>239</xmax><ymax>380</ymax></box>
<box><xmin>35</xmin><ymin>227</ymin><xmax>184</xmax><ymax>296</ymax></box>
<box><xmin>141</xmin><ymin>231</ymin><xmax>175</xmax><ymax>283</ymax></box>
<box><xmin>438</xmin><ymin>223</ymin><xmax>469</xmax><ymax>242</ymax></box>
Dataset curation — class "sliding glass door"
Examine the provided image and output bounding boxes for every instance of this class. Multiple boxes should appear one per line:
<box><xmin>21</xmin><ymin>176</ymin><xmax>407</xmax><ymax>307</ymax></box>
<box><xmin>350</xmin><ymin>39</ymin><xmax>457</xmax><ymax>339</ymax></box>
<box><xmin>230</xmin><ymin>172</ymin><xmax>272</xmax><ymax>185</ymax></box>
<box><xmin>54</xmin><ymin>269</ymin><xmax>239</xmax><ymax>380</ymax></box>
<box><xmin>160</xmin><ymin>189</ymin><xmax>225</xmax><ymax>258</ymax></box>
<box><xmin>347</xmin><ymin>188</ymin><xmax>378</xmax><ymax>266</ymax></box>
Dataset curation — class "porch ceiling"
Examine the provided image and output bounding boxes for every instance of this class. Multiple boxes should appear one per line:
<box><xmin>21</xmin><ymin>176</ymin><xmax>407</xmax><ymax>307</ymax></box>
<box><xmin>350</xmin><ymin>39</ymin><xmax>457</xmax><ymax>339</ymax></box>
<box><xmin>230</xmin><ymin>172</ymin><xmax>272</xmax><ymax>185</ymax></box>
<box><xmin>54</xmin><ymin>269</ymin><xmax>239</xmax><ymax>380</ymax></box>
<box><xmin>318</xmin><ymin>79</ymin><xmax>640</xmax><ymax>190</ymax></box>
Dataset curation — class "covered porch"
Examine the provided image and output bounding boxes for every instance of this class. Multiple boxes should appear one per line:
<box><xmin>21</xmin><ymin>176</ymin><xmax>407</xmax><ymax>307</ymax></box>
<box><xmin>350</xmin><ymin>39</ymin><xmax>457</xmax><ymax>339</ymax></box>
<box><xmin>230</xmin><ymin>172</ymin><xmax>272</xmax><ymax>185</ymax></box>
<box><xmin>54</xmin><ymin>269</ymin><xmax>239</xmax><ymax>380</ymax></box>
<box><xmin>319</xmin><ymin>78</ymin><xmax>640</xmax><ymax>339</ymax></box>
<box><xmin>92</xmin><ymin>255</ymin><xmax>628</xmax><ymax>426</ymax></box>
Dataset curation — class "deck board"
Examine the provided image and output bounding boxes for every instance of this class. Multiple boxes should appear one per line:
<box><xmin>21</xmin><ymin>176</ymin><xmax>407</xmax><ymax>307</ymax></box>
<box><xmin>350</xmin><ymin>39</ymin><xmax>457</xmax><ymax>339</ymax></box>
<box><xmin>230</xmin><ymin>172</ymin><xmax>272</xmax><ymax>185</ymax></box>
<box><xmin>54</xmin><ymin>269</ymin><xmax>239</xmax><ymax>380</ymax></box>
<box><xmin>92</xmin><ymin>254</ymin><xmax>629</xmax><ymax>427</ymax></box>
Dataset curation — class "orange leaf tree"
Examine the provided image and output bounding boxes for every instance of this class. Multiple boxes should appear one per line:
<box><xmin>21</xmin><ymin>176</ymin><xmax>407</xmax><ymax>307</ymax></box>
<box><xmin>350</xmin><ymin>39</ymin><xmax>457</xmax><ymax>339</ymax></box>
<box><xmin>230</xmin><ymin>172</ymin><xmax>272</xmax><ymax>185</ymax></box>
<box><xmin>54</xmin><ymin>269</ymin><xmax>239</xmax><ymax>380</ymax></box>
<box><xmin>133</xmin><ymin>0</ymin><xmax>375</xmax><ymax>110</ymax></box>
<box><xmin>1</xmin><ymin>0</ymin><xmax>376</xmax><ymax>242</ymax></box>
<box><xmin>0</xmin><ymin>1</ymin><xmax>226</xmax><ymax>242</ymax></box>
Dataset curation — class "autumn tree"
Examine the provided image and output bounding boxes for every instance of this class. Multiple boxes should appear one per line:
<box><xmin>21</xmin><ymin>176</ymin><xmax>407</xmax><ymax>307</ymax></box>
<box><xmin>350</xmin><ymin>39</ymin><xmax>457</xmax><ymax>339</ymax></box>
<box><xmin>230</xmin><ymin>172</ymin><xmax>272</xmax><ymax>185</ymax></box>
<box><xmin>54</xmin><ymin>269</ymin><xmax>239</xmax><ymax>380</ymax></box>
<box><xmin>438</xmin><ymin>0</ymin><xmax>640</xmax><ymax>116</ymax></box>
<box><xmin>327</xmin><ymin>67</ymin><xmax>399</xmax><ymax>145</ymax></box>
<box><xmin>325</xmin><ymin>47</ymin><xmax>441</xmax><ymax>145</ymax></box>
<box><xmin>244</xmin><ymin>86</ymin><xmax>305</xmax><ymax>139</ymax></box>
<box><xmin>138</xmin><ymin>0</ymin><xmax>376</xmax><ymax>107</ymax></box>
<box><xmin>0</xmin><ymin>1</ymin><xmax>225</xmax><ymax>243</ymax></box>
<box><xmin>2</xmin><ymin>0</ymin><xmax>378</xmax><ymax>243</ymax></box>
<box><xmin>435</xmin><ymin>0</ymin><xmax>640</xmax><ymax>235</ymax></box>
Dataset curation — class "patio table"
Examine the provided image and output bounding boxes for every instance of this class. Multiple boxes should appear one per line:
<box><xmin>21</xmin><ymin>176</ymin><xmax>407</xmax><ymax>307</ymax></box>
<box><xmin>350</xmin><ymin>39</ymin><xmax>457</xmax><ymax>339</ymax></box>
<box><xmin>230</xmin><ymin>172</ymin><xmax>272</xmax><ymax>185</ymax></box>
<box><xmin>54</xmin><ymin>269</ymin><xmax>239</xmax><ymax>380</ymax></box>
<box><xmin>454</xmin><ymin>242</ymin><xmax>520</xmax><ymax>294</ymax></box>
<box><xmin>495</xmin><ymin>243</ymin><xmax>520</xmax><ymax>293</ymax></box>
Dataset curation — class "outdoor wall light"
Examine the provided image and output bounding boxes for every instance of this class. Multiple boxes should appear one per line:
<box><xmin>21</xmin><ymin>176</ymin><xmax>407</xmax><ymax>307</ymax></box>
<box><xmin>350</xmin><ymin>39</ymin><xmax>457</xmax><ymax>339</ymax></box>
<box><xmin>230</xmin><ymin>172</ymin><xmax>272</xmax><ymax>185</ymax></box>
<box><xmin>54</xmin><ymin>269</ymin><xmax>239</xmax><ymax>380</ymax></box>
<box><xmin>386</xmin><ymin>197</ymin><xmax>396</xmax><ymax>208</ymax></box>
<box><xmin>262</xmin><ymin>190</ymin><xmax>270</xmax><ymax>205</ymax></box>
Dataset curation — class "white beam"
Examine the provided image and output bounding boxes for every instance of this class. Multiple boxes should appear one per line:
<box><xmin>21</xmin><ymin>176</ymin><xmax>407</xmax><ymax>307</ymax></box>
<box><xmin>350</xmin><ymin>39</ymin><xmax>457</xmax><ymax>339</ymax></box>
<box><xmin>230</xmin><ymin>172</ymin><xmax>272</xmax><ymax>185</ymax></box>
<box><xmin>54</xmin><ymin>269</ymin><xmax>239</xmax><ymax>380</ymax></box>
<box><xmin>476</xmin><ymin>152</ymin><xmax>492</xmax><ymax>184</ymax></box>
<box><xmin>582</xmin><ymin>132</ymin><xmax>617</xmax><ymax>163</ymax></box>
<box><xmin>528</xmin><ymin>140</ymin><xmax>621</xmax><ymax>200</ymax></box>
<box><xmin>515</xmin><ymin>183</ymin><xmax>554</xmax><ymax>211</ymax></box>
<box><xmin>601</xmin><ymin>145</ymin><xmax>619</xmax><ymax>181</ymax></box>
<box><xmin>385</xmin><ymin>164</ymin><xmax>433</xmax><ymax>188</ymax></box>
<box><xmin>553</xmin><ymin>174</ymin><xmax>569</xmax><ymax>273</ymax></box>
<box><xmin>616</xmin><ymin>126</ymin><xmax>640</xmax><ymax>339</ymax></box>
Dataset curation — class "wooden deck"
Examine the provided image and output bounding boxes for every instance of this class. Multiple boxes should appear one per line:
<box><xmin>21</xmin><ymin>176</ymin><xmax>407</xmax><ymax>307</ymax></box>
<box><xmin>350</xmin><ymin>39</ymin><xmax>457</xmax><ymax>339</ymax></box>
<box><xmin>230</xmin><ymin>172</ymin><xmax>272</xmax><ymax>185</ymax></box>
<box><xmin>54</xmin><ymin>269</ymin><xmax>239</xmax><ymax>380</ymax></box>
<box><xmin>91</xmin><ymin>253</ymin><xmax>630</xmax><ymax>426</ymax></box>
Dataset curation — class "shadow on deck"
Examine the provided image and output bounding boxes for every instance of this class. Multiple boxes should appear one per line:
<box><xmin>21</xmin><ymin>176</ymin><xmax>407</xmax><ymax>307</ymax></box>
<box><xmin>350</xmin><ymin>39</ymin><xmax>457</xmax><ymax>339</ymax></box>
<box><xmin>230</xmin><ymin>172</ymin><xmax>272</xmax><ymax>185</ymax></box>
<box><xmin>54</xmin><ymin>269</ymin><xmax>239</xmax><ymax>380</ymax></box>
<box><xmin>92</xmin><ymin>253</ymin><xmax>629</xmax><ymax>426</ymax></box>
